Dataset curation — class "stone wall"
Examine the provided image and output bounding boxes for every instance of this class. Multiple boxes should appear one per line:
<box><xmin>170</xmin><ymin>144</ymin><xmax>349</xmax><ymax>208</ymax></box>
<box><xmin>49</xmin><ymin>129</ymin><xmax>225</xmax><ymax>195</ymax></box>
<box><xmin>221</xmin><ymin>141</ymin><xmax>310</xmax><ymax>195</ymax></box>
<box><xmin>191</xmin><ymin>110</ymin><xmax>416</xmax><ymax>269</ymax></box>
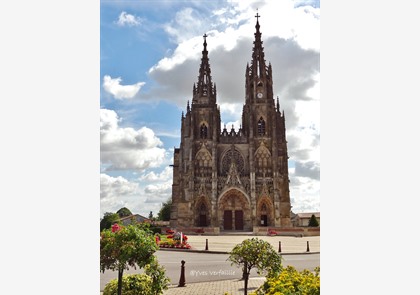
<box><xmin>162</xmin><ymin>227</ymin><xmax>220</xmax><ymax>235</ymax></box>
<box><xmin>253</xmin><ymin>226</ymin><xmax>320</xmax><ymax>237</ymax></box>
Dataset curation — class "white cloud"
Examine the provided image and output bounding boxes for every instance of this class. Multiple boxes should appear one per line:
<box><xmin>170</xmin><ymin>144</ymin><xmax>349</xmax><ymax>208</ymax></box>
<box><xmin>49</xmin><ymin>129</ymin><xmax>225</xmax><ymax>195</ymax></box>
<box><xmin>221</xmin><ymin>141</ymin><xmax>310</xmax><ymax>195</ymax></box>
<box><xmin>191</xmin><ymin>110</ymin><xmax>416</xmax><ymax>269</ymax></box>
<box><xmin>294</xmin><ymin>161</ymin><xmax>320</xmax><ymax>180</ymax></box>
<box><xmin>289</xmin><ymin>176</ymin><xmax>320</xmax><ymax>213</ymax></box>
<box><xmin>164</xmin><ymin>7</ymin><xmax>206</xmax><ymax>43</ymax></box>
<box><xmin>103</xmin><ymin>75</ymin><xmax>145</xmax><ymax>99</ymax></box>
<box><xmin>219</xmin><ymin>102</ymin><xmax>243</xmax><ymax>118</ymax></box>
<box><xmin>101</xmin><ymin>174</ymin><xmax>138</xmax><ymax>200</ymax></box>
<box><xmin>100</xmin><ymin>109</ymin><xmax>166</xmax><ymax>171</ymax></box>
<box><xmin>140</xmin><ymin>166</ymin><xmax>173</xmax><ymax>182</ymax></box>
<box><xmin>100</xmin><ymin>173</ymin><xmax>138</xmax><ymax>215</ymax></box>
<box><xmin>144</xmin><ymin>182</ymin><xmax>172</xmax><ymax>204</ymax></box>
<box><xmin>116</xmin><ymin>11</ymin><xmax>142</xmax><ymax>27</ymax></box>
<box><xmin>100</xmin><ymin>171</ymin><xmax>173</xmax><ymax>218</ymax></box>
<box><xmin>148</xmin><ymin>36</ymin><xmax>202</xmax><ymax>73</ymax></box>
<box><xmin>147</xmin><ymin>0</ymin><xmax>319</xmax><ymax>109</ymax></box>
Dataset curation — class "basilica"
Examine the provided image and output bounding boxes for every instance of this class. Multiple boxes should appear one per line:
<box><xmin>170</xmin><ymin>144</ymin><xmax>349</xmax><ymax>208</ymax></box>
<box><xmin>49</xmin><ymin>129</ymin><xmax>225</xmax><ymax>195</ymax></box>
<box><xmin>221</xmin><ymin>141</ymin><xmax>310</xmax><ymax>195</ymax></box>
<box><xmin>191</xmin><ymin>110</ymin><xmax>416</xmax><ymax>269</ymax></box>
<box><xmin>170</xmin><ymin>16</ymin><xmax>292</xmax><ymax>232</ymax></box>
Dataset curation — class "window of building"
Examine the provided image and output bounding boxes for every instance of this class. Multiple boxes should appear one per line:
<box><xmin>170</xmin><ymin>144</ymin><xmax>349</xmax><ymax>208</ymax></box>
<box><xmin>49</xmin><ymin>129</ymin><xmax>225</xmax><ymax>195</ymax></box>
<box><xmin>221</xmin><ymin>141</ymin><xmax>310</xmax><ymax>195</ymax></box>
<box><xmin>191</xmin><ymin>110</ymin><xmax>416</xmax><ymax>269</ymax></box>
<box><xmin>200</xmin><ymin>123</ymin><xmax>208</xmax><ymax>139</ymax></box>
<box><xmin>257</xmin><ymin>117</ymin><xmax>265</xmax><ymax>136</ymax></box>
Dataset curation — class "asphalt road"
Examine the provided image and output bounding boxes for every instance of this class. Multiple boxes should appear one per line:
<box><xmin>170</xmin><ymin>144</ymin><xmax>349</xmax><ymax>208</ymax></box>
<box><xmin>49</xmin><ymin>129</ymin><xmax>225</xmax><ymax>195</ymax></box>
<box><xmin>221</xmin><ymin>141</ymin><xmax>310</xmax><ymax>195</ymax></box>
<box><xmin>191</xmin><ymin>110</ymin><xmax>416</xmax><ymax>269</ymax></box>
<box><xmin>100</xmin><ymin>251</ymin><xmax>320</xmax><ymax>291</ymax></box>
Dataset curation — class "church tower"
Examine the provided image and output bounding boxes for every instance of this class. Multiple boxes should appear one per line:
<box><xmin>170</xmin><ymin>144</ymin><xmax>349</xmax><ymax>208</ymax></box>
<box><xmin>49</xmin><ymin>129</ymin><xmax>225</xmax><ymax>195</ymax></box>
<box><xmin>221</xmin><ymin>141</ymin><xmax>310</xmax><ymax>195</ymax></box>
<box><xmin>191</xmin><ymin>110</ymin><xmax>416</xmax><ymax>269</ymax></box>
<box><xmin>242</xmin><ymin>13</ymin><xmax>292</xmax><ymax>227</ymax></box>
<box><xmin>170</xmin><ymin>15</ymin><xmax>292</xmax><ymax>232</ymax></box>
<box><xmin>170</xmin><ymin>34</ymin><xmax>221</xmax><ymax>228</ymax></box>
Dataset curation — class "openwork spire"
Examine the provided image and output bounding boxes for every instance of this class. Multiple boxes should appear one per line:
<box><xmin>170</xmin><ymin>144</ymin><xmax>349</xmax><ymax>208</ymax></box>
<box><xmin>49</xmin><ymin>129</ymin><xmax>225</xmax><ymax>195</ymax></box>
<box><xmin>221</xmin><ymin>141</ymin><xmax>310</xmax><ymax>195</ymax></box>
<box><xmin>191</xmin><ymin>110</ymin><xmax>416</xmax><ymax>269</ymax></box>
<box><xmin>194</xmin><ymin>33</ymin><xmax>215</xmax><ymax>99</ymax></box>
<box><xmin>251</xmin><ymin>11</ymin><xmax>267</xmax><ymax>79</ymax></box>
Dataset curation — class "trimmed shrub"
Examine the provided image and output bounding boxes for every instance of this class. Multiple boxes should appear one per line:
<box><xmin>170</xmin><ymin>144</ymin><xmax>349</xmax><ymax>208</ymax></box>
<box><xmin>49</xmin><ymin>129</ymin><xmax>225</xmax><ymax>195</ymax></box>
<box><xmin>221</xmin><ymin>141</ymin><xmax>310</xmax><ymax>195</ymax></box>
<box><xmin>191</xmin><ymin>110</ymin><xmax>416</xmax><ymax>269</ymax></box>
<box><xmin>252</xmin><ymin>266</ymin><xmax>320</xmax><ymax>295</ymax></box>
<box><xmin>103</xmin><ymin>274</ymin><xmax>152</xmax><ymax>295</ymax></box>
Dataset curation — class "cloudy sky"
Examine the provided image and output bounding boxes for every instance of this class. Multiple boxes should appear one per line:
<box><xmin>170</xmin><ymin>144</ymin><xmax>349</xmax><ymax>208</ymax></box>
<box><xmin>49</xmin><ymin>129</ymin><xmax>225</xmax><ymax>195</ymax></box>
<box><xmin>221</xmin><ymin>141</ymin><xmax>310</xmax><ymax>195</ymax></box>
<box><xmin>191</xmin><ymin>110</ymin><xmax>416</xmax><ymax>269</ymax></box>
<box><xmin>100</xmin><ymin>0</ymin><xmax>320</xmax><ymax>218</ymax></box>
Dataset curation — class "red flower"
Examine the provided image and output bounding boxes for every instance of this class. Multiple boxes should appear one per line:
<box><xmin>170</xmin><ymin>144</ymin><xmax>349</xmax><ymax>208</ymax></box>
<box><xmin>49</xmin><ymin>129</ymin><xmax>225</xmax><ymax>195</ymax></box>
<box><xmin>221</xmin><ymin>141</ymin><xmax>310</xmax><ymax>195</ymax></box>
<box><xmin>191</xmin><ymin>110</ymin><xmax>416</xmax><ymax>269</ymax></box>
<box><xmin>111</xmin><ymin>223</ymin><xmax>121</xmax><ymax>233</ymax></box>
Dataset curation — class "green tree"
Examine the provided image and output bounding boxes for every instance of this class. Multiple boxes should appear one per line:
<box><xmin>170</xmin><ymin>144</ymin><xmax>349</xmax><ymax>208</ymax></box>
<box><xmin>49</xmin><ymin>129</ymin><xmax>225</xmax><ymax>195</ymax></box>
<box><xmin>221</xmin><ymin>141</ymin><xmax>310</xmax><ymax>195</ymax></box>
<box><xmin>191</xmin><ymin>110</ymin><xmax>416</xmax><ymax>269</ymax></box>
<box><xmin>308</xmin><ymin>214</ymin><xmax>319</xmax><ymax>227</ymax></box>
<box><xmin>100</xmin><ymin>224</ymin><xmax>162</xmax><ymax>295</ymax></box>
<box><xmin>100</xmin><ymin>212</ymin><xmax>120</xmax><ymax>232</ymax></box>
<box><xmin>116</xmin><ymin>207</ymin><xmax>132</xmax><ymax>218</ymax></box>
<box><xmin>157</xmin><ymin>198</ymin><xmax>171</xmax><ymax>221</ymax></box>
<box><xmin>228</xmin><ymin>238</ymin><xmax>283</xmax><ymax>295</ymax></box>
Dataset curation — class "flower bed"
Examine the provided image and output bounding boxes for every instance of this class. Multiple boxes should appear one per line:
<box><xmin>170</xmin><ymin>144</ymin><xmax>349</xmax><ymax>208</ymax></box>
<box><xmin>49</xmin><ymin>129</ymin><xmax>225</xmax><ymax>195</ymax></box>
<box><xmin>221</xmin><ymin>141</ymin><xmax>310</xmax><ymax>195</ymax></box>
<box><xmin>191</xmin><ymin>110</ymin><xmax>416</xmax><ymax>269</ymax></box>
<box><xmin>268</xmin><ymin>229</ymin><xmax>278</xmax><ymax>236</ymax></box>
<box><xmin>156</xmin><ymin>231</ymin><xmax>191</xmax><ymax>249</ymax></box>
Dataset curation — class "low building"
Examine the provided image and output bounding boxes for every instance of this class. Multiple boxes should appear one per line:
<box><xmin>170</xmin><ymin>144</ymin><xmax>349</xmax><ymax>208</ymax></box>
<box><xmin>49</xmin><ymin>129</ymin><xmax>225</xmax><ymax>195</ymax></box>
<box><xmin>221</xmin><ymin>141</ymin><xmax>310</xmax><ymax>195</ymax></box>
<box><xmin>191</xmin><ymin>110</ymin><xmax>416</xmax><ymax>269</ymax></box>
<box><xmin>119</xmin><ymin>214</ymin><xmax>151</xmax><ymax>226</ymax></box>
<box><xmin>292</xmin><ymin>212</ymin><xmax>320</xmax><ymax>227</ymax></box>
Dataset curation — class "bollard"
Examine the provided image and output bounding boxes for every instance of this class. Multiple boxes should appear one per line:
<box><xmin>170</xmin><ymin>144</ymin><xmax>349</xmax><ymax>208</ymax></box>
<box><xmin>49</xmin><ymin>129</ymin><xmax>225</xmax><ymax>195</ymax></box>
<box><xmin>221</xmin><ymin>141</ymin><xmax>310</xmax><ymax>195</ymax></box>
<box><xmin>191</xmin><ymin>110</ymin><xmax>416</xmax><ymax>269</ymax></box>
<box><xmin>205</xmin><ymin>238</ymin><xmax>208</xmax><ymax>251</ymax></box>
<box><xmin>178</xmin><ymin>260</ymin><xmax>186</xmax><ymax>287</ymax></box>
<box><xmin>306</xmin><ymin>241</ymin><xmax>310</xmax><ymax>252</ymax></box>
<box><xmin>278</xmin><ymin>241</ymin><xmax>282</xmax><ymax>253</ymax></box>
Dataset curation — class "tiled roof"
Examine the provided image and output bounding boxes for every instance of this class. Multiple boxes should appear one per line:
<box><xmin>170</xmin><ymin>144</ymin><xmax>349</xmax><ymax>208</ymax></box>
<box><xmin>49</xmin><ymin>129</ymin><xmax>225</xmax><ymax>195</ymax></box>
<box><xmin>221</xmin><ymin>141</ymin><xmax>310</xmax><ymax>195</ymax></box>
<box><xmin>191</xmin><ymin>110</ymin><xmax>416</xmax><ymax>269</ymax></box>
<box><xmin>119</xmin><ymin>214</ymin><xmax>150</xmax><ymax>221</ymax></box>
<box><xmin>296</xmin><ymin>212</ymin><xmax>320</xmax><ymax>218</ymax></box>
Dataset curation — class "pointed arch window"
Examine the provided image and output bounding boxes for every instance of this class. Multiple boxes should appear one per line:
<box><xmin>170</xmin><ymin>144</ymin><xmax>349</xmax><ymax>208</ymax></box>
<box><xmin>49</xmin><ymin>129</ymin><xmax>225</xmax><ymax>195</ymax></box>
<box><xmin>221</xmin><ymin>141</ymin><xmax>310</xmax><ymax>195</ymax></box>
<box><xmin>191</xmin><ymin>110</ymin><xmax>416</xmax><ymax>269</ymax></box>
<box><xmin>200</xmin><ymin>123</ymin><xmax>208</xmax><ymax>139</ymax></box>
<box><xmin>257</xmin><ymin>117</ymin><xmax>265</xmax><ymax>136</ymax></box>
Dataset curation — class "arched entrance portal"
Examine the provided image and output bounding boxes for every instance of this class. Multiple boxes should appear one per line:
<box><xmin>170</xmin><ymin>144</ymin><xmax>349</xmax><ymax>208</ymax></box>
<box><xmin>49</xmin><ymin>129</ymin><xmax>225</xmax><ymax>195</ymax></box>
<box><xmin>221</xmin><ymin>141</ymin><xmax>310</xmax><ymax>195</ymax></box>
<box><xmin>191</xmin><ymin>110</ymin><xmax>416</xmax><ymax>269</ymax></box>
<box><xmin>256</xmin><ymin>197</ymin><xmax>274</xmax><ymax>227</ymax></box>
<box><xmin>195</xmin><ymin>197</ymin><xmax>210</xmax><ymax>227</ymax></box>
<box><xmin>218</xmin><ymin>189</ymin><xmax>251</xmax><ymax>231</ymax></box>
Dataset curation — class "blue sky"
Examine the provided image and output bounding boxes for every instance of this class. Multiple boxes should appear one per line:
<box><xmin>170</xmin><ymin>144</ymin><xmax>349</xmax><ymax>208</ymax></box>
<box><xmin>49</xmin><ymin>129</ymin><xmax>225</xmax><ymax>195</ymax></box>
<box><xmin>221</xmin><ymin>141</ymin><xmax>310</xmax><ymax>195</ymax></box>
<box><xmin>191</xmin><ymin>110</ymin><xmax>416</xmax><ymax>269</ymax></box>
<box><xmin>100</xmin><ymin>0</ymin><xmax>321</xmax><ymax>218</ymax></box>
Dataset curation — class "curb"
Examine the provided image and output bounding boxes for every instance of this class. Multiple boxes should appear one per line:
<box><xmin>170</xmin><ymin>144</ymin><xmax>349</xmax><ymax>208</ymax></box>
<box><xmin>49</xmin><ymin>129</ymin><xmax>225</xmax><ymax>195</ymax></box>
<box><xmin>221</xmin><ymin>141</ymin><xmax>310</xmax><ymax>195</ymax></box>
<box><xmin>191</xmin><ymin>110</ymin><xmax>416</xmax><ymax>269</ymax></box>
<box><xmin>157</xmin><ymin>248</ymin><xmax>320</xmax><ymax>255</ymax></box>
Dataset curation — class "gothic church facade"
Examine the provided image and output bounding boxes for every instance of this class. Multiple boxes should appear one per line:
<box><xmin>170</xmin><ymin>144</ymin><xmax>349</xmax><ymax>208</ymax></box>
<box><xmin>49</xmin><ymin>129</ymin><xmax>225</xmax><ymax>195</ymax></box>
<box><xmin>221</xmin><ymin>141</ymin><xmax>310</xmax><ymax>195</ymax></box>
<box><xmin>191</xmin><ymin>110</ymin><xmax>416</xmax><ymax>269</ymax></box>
<box><xmin>170</xmin><ymin>17</ymin><xmax>292</xmax><ymax>231</ymax></box>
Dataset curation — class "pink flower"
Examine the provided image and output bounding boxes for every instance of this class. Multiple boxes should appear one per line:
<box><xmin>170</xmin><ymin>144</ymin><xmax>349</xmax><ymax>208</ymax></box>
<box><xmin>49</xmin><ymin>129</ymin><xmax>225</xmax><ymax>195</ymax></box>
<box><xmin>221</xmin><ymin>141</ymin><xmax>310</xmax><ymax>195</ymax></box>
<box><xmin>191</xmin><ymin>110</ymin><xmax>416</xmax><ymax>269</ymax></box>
<box><xmin>111</xmin><ymin>223</ymin><xmax>121</xmax><ymax>233</ymax></box>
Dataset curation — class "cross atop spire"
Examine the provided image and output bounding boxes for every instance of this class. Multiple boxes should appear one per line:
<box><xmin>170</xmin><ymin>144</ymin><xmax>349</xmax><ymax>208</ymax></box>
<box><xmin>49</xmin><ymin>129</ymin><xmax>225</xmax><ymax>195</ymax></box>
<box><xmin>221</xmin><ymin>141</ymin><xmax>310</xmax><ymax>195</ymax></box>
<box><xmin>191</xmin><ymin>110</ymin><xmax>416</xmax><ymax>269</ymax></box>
<box><xmin>193</xmin><ymin>33</ymin><xmax>216</xmax><ymax>104</ymax></box>
<box><xmin>203</xmin><ymin>33</ymin><xmax>208</xmax><ymax>50</ymax></box>
<box><xmin>255</xmin><ymin>10</ymin><xmax>261</xmax><ymax>32</ymax></box>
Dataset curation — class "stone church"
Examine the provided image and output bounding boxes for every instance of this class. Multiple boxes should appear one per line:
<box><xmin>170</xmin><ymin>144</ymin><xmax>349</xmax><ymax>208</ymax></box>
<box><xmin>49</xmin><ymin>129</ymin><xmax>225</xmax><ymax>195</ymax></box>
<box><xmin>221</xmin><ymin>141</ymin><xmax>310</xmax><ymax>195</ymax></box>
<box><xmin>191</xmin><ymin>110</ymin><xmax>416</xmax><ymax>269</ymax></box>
<box><xmin>170</xmin><ymin>16</ymin><xmax>292</xmax><ymax>232</ymax></box>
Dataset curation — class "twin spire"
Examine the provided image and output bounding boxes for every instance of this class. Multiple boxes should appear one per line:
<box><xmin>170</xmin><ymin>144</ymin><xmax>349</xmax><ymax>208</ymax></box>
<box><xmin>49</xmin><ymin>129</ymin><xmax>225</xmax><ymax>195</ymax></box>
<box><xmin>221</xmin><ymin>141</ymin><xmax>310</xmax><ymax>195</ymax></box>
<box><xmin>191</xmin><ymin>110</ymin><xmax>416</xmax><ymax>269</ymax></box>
<box><xmin>193</xmin><ymin>12</ymin><xmax>269</xmax><ymax>104</ymax></box>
